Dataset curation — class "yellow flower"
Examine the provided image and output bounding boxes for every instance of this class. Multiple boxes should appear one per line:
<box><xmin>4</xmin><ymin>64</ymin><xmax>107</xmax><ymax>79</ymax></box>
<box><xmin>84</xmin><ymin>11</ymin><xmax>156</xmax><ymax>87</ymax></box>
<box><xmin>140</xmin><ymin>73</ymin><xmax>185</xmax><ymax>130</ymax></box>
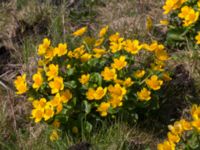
<box><xmin>178</xmin><ymin>6</ymin><xmax>199</xmax><ymax>27</ymax></box>
<box><xmin>32</xmin><ymin>72</ymin><xmax>43</xmax><ymax>90</ymax></box>
<box><xmin>56</xmin><ymin>103</ymin><xmax>63</xmax><ymax>114</ymax></box>
<box><xmin>43</xmin><ymin>104</ymin><xmax>54</xmax><ymax>121</ymax></box>
<box><xmin>111</xmin><ymin>56</ymin><xmax>127</xmax><ymax>70</ymax></box>
<box><xmin>101</xmin><ymin>67</ymin><xmax>117</xmax><ymax>81</ymax></box>
<box><xmin>50</xmin><ymin>93</ymin><xmax>61</xmax><ymax>107</ymax></box>
<box><xmin>45</xmin><ymin>47</ymin><xmax>55</xmax><ymax>60</ymax></box>
<box><xmin>179</xmin><ymin>119</ymin><xmax>192</xmax><ymax>131</ymax></box>
<box><xmin>94</xmin><ymin>87</ymin><xmax>107</xmax><ymax>100</ymax></box>
<box><xmin>123</xmin><ymin>77</ymin><xmax>134</xmax><ymax>87</ymax></box>
<box><xmin>93</xmin><ymin>48</ymin><xmax>106</xmax><ymax>58</ymax></box>
<box><xmin>109</xmin><ymin>32</ymin><xmax>120</xmax><ymax>42</ymax></box>
<box><xmin>160</xmin><ymin>20</ymin><xmax>169</xmax><ymax>25</ymax></box>
<box><xmin>192</xmin><ymin>119</ymin><xmax>200</xmax><ymax>131</ymax></box>
<box><xmin>42</xmin><ymin>38</ymin><xmax>51</xmax><ymax>49</ymax></box>
<box><xmin>86</xmin><ymin>87</ymin><xmax>107</xmax><ymax>100</ymax></box>
<box><xmin>155</xmin><ymin>49</ymin><xmax>169</xmax><ymax>61</ymax></box>
<box><xmin>46</xmin><ymin>64</ymin><xmax>59</xmax><ymax>81</ymax></box>
<box><xmin>162</xmin><ymin>72</ymin><xmax>172</xmax><ymax>81</ymax></box>
<box><xmin>191</xmin><ymin>105</ymin><xmax>200</xmax><ymax>120</ymax></box>
<box><xmin>73</xmin><ymin>26</ymin><xmax>87</xmax><ymax>37</ymax></box>
<box><xmin>94</xmin><ymin>38</ymin><xmax>104</xmax><ymax>47</ymax></box>
<box><xmin>49</xmin><ymin>76</ymin><xmax>64</xmax><ymax>94</ymax></box>
<box><xmin>124</xmin><ymin>39</ymin><xmax>142</xmax><ymax>54</ymax></box>
<box><xmin>108</xmin><ymin>84</ymin><xmax>126</xmax><ymax>99</ymax></box>
<box><xmin>163</xmin><ymin>0</ymin><xmax>186</xmax><ymax>14</ymax></box>
<box><xmin>146</xmin><ymin>75</ymin><xmax>163</xmax><ymax>90</ymax></box>
<box><xmin>52</xmin><ymin>120</ymin><xmax>60</xmax><ymax>128</ymax></box>
<box><xmin>60</xmin><ymin>90</ymin><xmax>72</xmax><ymax>103</ymax></box>
<box><xmin>97</xmin><ymin>102</ymin><xmax>110</xmax><ymax>117</ymax></box>
<box><xmin>80</xmin><ymin>53</ymin><xmax>92</xmax><ymax>62</ymax></box>
<box><xmin>99</xmin><ymin>26</ymin><xmax>109</xmax><ymax>37</ymax></box>
<box><xmin>31</xmin><ymin>108</ymin><xmax>44</xmax><ymax>123</ymax></box>
<box><xmin>110</xmin><ymin>38</ymin><xmax>125</xmax><ymax>53</ymax></box>
<box><xmin>32</xmin><ymin>98</ymin><xmax>47</xmax><ymax>109</ymax></box>
<box><xmin>195</xmin><ymin>32</ymin><xmax>200</xmax><ymax>45</ymax></box>
<box><xmin>134</xmin><ymin>70</ymin><xmax>145</xmax><ymax>78</ymax></box>
<box><xmin>142</xmin><ymin>41</ymin><xmax>164</xmax><ymax>52</ymax></box>
<box><xmin>137</xmin><ymin>88</ymin><xmax>151</xmax><ymax>101</ymax></box>
<box><xmin>157</xmin><ymin>140</ymin><xmax>175</xmax><ymax>150</ymax></box>
<box><xmin>37</xmin><ymin>38</ymin><xmax>51</xmax><ymax>55</ymax></box>
<box><xmin>167</xmin><ymin>132</ymin><xmax>180</xmax><ymax>144</ymax></box>
<box><xmin>86</xmin><ymin>88</ymin><xmax>96</xmax><ymax>100</ymax></box>
<box><xmin>109</xmin><ymin>95</ymin><xmax>123</xmax><ymax>108</ymax></box>
<box><xmin>72</xmin><ymin>45</ymin><xmax>85</xmax><ymax>59</ymax></box>
<box><xmin>14</xmin><ymin>74</ymin><xmax>28</xmax><ymax>94</ymax></box>
<box><xmin>50</xmin><ymin>130</ymin><xmax>59</xmax><ymax>141</ymax></box>
<box><xmin>168</xmin><ymin>121</ymin><xmax>183</xmax><ymax>135</ymax></box>
<box><xmin>79</xmin><ymin>74</ymin><xmax>90</xmax><ymax>85</ymax></box>
<box><xmin>55</xmin><ymin>43</ymin><xmax>67</xmax><ymax>57</ymax></box>
<box><xmin>38</xmin><ymin>44</ymin><xmax>46</xmax><ymax>56</ymax></box>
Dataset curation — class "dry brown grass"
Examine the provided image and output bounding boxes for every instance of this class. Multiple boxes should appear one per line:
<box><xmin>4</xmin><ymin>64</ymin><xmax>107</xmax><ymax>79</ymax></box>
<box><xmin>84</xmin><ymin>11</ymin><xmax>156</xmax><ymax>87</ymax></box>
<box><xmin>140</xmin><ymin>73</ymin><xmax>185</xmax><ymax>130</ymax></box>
<box><xmin>96</xmin><ymin>0</ymin><xmax>164</xmax><ymax>40</ymax></box>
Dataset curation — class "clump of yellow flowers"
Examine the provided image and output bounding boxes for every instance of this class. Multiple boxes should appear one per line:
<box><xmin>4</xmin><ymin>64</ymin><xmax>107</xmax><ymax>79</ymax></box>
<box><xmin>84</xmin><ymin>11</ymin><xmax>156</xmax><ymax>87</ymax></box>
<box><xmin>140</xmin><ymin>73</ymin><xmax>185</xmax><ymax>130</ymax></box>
<box><xmin>162</xmin><ymin>0</ymin><xmax>200</xmax><ymax>47</ymax></box>
<box><xmin>14</xmin><ymin>26</ymin><xmax>171</xmax><ymax>136</ymax></box>
<box><xmin>158</xmin><ymin>104</ymin><xmax>200</xmax><ymax>150</ymax></box>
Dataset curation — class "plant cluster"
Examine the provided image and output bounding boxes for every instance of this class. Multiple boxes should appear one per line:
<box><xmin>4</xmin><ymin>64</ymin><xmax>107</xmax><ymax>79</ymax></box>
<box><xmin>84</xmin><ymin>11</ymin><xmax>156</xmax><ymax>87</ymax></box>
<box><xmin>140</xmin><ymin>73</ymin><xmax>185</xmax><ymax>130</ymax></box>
<box><xmin>14</xmin><ymin>26</ymin><xmax>171</xmax><ymax>140</ymax></box>
<box><xmin>158</xmin><ymin>104</ymin><xmax>200</xmax><ymax>150</ymax></box>
<box><xmin>162</xmin><ymin>0</ymin><xmax>200</xmax><ymax>48</ymax></box>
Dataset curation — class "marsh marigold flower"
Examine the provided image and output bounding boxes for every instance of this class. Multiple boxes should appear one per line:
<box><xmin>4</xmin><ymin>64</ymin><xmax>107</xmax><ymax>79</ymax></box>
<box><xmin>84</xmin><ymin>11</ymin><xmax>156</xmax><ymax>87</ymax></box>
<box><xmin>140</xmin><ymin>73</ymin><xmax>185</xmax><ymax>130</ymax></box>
<box><xmin>49</xmin><ymin>76</ymin><xmax>64</xmax><ymax>94</ymax></box>
<box><xmin>31</xmin><ymin>108</ymin><xmax>44</xmax><ymax>123</ymax></box>
<box><xmin>134</xmin><ymin>70</ymin><xmax>145</xmax><ymax>78</ymax></box>
<box><xmin>195</xmin><ymin>32</ymin><xmax>200</xmax><ymax>44</ymax></box>
<box><xmin>137</xmin><ymin>88</ymin><xmax>151</xmax><ymax>101</ymax></box>
<box><xmin>146</xmin><ymin>75</ymin><xmax>163</xmax><ymax>90</ymax></box>
<box><xmin>55</xmin><ymin>43</ymin><xmax>67</xmax><ymax>57</ymax></box>
<box><xmin>178</xmin><ymin>6</ymin><xmax>199</xmax><ymax>27</ymax></box>
<box><xmin>38</xmin><ymin>38</ymin><xmax>51</xmax><ymax>55</ymax></box>
<box><xmin>157</xmin><ymin>140</ymin><xmax>175</xmax><ymax>150</ymax></box>
<box><xmin>110</xmin><ymin>38</ymin><xmax>125</xmax><ymax>53</ymax></box>
<box><xmin>101</xmin><ymin>67</ymin><xmax>117</xmax><ymax>81</ymax></box>
<box><xmin>80</xmin><ymin>53</ymin><xmax>92</xmax><ymax>62</ymax></box>
<box><xmin>124</xmin><ymin>39</ymin><xmax>142</xmax><ymax>54</ymax></box>
<box><xmin>32</xmin><ymin>72</ymin><xmax>43</xmax><ymax>90</ymax></box>
<box><xmin>109</xmin><ymin>95</ymin><xmax>123</xmax><ymax>108</ymax></box>
<box><xmin>111</xmin><ymin>56</ymin><xmax>127</xmax><ymax>70</ymax></box>
<box><xmin>14</xmin><ymin>74</ymin><xmax>28</xmax><ymax>94</ymax></box>
<box><xmin>97</xmin><ymin>102</ymin><xmax>110</xmax><ymax>117</ymax></box>
<box><xmin>46</xmin><ymin>64</ymin><xmax>59</xmax><ymax>81</ymax></box>
<box><xmin>79</xmin><ymin>74</ymin><xmax>90</xmax><ymax>85</ymax></box>
<box><xmin>123</xmin><ymin>77</ymin><xmax>134</xmax><ymax>87</ymax></box>
<box><xmin>163</xmin><ymin>0</ymin><xmax>186</xmax><ymax>14</ymax></box>
<box><xmin>99</xmin><ymin>26</ymin><xmax>109</xmax><ymax>38</ymax></box>
<box><xmin>60</xmin><ymin>90</ymin><xmax>72</xmax><ymax>103</ymax></box>
<box><xmin>73</xmin><ymin>27</ymin><xmax>87</xmax><ymax>37</ymax></box>
<box><xmin>93</xmin><ymin>48</ymin><xmax>106</xmax><ymax>58</ymax></box>
<box><xmin>86</xmin><ymin>87</ymin><xmax>107</xmax><ymax>100</ymax></box>
<box><xmin>94</xmin><ymin>38</ymin><xmax>104</xmax><ymax>47</ymax></box>
<box><xmin>108</xmin><ymin>84</ymin><xmax>126</xmax><ymax>99</ymax></box>
<box><xmin>43</xmin><ymin>104</ymin><xmax>54</xmax><ymax>121</ymax></box>
<box><xmin>155</xmin><ymin>49</ymin><xmax>169</xmax><ymax>61</ymax></box>
<box><xmin>32</xmin><ymin>98</ymin><xmax>47</xmax><ymax>109</ymax></box>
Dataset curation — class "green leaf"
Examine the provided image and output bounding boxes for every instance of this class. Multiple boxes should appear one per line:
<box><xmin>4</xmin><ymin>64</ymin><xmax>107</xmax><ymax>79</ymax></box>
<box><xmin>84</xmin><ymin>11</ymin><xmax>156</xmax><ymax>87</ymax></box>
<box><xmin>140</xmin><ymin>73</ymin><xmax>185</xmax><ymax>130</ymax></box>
<box><xmin>90</xmin><ymin>73</ymin><xmax>102</xmax><ymax>85</ymax></box>
<box><xmin>84</xmin><ymin>121</ymin><xmax>93</xmax><ymax>133</ymax></box>
<box><xmin>83</xmin><ymin>100</ymin><xmax>91</xmax><ymax>114</ymax></box>
<box><xmin>66</xmin><ymin>68</ymin><xmax>75</xmax><ymax>76</ymax></box>
<box><xmin>64</xmin><ymin>81</ymin><xmax>77</xmax><ymax>89</ymax></box>
<box><xmin>87</xmin><ymin>58</ymin><xmax>98</xmax><ymax>67</ymax></box>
